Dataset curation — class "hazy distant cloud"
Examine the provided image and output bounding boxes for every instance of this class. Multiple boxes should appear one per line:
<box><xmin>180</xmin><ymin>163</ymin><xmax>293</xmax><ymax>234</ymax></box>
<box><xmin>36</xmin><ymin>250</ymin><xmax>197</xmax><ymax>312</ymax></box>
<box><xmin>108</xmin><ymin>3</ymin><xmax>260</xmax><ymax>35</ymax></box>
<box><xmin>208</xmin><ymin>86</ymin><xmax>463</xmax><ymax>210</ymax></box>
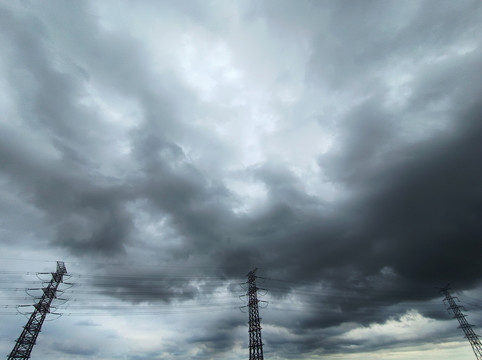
<box><xmin>54</xmin><ymin>340</ymin><xmax>99</xmax><ymax>356</ymax></box>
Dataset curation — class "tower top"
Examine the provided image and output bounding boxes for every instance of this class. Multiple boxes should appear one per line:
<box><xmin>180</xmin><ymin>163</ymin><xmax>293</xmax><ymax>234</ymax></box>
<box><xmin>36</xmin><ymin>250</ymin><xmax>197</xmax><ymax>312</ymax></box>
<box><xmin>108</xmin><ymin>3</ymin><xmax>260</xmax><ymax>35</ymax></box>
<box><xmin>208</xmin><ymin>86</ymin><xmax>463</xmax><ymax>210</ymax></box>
<box><xmin>56</xmin><ymin>261</ymin><xmax>67</xmax><ymax>274</ymax></box>
<box><xmin>246</xmin><ymin>268</ymin><xmax>258</xmax><ymax>277</ymax></box>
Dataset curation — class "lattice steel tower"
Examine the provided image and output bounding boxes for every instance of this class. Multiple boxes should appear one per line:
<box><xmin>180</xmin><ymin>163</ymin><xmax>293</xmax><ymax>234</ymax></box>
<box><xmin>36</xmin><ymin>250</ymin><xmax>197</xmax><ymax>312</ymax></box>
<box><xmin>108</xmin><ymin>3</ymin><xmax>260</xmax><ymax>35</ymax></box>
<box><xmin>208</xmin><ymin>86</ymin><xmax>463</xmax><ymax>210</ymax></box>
<box><xmin>8</xmin><ymin>261</ymin><xmax>67</xmax><ymax>360</ymax></box>
<box><xmin>246</xmin><ymin>268</ymin><xmax>264</xmax><ymax>360</ymax></box>
<box><xmin>441</xmin><ymin>285</ymin><xmax>482</xmax><ymax>360</ymax></box>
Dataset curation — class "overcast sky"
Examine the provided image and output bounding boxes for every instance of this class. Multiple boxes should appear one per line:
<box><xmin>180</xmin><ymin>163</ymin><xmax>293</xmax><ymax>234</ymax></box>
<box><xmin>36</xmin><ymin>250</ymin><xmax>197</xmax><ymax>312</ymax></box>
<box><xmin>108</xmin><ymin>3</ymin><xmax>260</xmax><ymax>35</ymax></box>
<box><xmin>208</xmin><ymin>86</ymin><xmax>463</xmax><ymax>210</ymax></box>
<box><xmin>1</xmin><ymin>1</ymin><xmax>482</xmax><ymax>359</ymax></box>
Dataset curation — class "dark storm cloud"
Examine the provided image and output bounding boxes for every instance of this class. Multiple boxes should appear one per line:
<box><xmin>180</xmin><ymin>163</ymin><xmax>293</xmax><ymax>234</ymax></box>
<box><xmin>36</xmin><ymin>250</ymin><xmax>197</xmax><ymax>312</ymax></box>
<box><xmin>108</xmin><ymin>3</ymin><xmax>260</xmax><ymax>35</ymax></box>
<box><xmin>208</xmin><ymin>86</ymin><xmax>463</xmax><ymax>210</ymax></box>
<box><xmin>0</xmin><ymin>2</ymin><xmax>136</xmax><ymax>255</ymax></box>
<box><xmin>306</xmin><ymin>0</ymin><xmax>482</xmax><ymax>89</ymax></box>
<box><xmin>312</xmin><ymin>44</ymin><xmax>482</xmax><ymax>294</ymax></box>
<box><xmin>132</xmin><ymin>130</ymin><xmax>237</xmax><ymax>256</ymax></box>
<box><xmin>319</xmin><ymin>100</ymin><xmax>395</xmax><ymax>184</ymax></box>
<box><xmin>0</xmin><ymin>1</ymin><xmax>198</xmax><ymax>257</ymax></box>
<box><xmin>2</xmin><ymin>0</ymin><xmax>482</xmax><ymax>358</ymax></box>
<box><xmin>408</xmin><ymin>47</ymin><xmax>482</xmax><ymax>111</ymax></box>
<box><xmin>345</xmin><ymin>107</ymin><xmax>482</xmax><ymax>288</ymax></box>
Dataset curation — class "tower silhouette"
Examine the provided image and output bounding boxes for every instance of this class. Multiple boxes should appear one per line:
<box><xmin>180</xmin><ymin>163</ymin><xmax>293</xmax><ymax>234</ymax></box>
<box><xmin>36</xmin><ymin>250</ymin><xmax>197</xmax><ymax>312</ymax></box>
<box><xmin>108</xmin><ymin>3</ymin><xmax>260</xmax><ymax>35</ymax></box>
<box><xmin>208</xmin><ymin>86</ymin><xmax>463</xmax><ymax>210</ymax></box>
<box><xmin>246</xmin><ymin>268</ymin><xmax>264</xmax><ymax>360</ymax></box>
<box><xmin>441</xmin><ymin>285</ymin><xmax>482</xmax><ymax>360</ymax></box>
<box><xmin>8</xmin><ymin>261</ymin><xmax>67</xmax><ymax>360</ymax></box>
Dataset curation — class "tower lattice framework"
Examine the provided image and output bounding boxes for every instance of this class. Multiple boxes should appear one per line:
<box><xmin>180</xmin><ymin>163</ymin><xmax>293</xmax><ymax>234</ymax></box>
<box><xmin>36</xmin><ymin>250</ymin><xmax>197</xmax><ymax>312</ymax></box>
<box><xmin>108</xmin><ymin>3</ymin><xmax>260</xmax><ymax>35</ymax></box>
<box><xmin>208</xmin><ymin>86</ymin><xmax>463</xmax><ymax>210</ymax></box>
<box><xmin>8</xmin><ymin>261</ymin><xmax>67</xmax><ymax>360</ymax></box>
<box><xmin>247</xmin><ymin>268</ymin><xmax>264</xmax><ymax>360</ymax></box>
<box><xmin>441</xmin><ymin>285</ymin><xmax>482</xmax><ymax>360</ymax></box>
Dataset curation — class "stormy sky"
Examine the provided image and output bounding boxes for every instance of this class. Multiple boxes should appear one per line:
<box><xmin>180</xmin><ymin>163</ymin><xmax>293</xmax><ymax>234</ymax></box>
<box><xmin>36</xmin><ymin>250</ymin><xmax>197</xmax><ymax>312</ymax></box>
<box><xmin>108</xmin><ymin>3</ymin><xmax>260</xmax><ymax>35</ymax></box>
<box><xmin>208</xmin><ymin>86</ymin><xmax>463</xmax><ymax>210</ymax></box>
<box><xmin>1</xmin><ymin>1</ymin><xmax>482</xmax><ymax>359</ymax></box>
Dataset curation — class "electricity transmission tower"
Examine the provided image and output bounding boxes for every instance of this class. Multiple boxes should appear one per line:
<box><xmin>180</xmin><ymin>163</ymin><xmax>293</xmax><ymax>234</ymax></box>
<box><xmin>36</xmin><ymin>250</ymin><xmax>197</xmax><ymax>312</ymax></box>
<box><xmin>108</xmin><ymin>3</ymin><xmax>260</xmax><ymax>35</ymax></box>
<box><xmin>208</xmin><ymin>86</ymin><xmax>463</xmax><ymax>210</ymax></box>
<box><xmin>440</xmin><ymin>285</ymin><xmax>482</xmax><ymax>360</ymax></box>
<box><xmin>246</xmin><ymin>268</ymin><xmax>264</xmax><ymax>360</ymax></box>
<box><xmin>8</xmin><ymin>261</ymin><xmax>67</xmax><ymax>360</ymax></box>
